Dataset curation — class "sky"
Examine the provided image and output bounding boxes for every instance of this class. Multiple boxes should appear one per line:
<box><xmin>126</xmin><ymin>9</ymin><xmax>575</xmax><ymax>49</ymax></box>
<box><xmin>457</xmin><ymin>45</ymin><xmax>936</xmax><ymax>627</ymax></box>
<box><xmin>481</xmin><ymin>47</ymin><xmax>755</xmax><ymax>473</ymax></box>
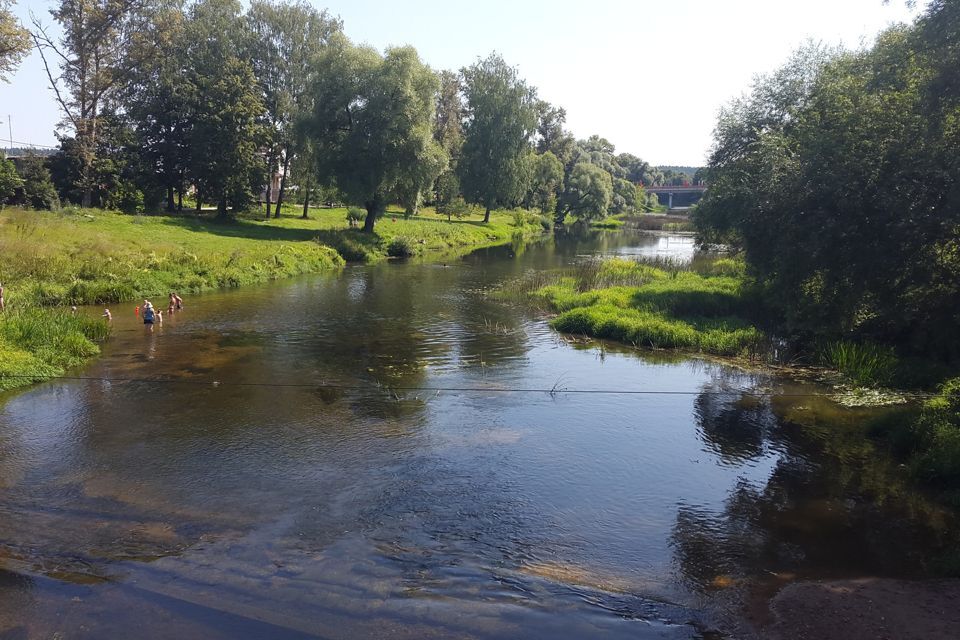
<box><xmin>0</xmin><ymin>0</ymin><xmax>920</xmax><ymax>166</ymax></box>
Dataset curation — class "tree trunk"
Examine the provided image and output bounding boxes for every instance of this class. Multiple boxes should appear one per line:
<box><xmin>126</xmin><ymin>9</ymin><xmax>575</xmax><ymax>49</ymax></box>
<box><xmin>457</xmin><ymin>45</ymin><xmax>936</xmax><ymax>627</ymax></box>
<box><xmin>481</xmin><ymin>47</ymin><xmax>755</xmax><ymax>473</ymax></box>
<box><xmin>274</xmin><ymin>147</ymin><xmax>291</xmax><ymax>218</ymax></box>
<box><xmin>195</xmin><ymin>190</ymin><xmax>202</xmax><ymax>213</ymax></box>
<box><xmin>264</xmin><ymin>156</ymin><xmax>273</xmax><ymax>219</ymax></box>
<box><xmin>166</xmin><ymin>186</ymin><xmax>175</xmax><ymax>212</ymax></box>
<box><xmin>483</xmin><ymin>205</ymin><xmax>491</xmax><ymax>223</ymax></box>
<box><xmin>301</xmin><ymin>180</ymin><xmax>310</xmax><ymax>219</ymax></box>
<box><xmin>216</xmin><ymin>194</ymin><xmax>228</xmax><ymax>219</ymax></box>
<box><xmin>177</xmin><ymin>188</ymin><xmax>183</xmax><ymax>212</ymax></box>
<box><xmin>363</xmin><ymin>195</ymin><xmax>384</xmax><ymax>233</ymax></box>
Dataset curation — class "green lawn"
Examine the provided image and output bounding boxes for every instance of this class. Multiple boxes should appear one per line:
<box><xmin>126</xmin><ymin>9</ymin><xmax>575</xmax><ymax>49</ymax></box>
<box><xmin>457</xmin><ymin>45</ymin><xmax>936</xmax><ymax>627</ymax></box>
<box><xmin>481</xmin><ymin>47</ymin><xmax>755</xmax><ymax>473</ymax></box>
<box><xmin>0</xmin><ymin>204</ymin><xmax>542</xmax><ymax>307</ymax></box>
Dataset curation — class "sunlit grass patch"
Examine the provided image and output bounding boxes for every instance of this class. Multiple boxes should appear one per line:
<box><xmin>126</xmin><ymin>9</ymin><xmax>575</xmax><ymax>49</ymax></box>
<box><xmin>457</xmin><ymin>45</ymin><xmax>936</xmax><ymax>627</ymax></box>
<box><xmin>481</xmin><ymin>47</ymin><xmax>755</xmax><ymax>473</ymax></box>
<box><xmin>515</xmin><ymin>256</ymin><xmax>764</xmax><ymax>358</ymax></box>
<box><xmin>0</xmin><ymin>309</ymin><xmax>110</xmax><ymax>391</ymax></box>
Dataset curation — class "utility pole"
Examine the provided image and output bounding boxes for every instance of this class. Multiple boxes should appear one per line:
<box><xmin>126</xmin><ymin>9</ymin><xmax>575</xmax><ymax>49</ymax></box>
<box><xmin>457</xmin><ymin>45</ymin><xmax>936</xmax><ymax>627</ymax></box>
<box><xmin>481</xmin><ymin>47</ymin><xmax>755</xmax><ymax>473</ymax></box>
<box><xmin>6</xmin><ymin>116</ymin><xmax>11</xmax><ymax>152</ymax></box>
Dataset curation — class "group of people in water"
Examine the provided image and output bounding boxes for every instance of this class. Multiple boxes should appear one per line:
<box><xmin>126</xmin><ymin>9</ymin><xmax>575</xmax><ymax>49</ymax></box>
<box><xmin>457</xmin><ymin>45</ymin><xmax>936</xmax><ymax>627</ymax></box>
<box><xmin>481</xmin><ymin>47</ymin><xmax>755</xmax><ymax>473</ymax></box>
<box><xmin>0</xmin><ymin>283</ymin><xmax>183</xmax><ymax>327</ymax></box>
<box><xmin>138</xmin><ymin>292</ymin><xmax>183</xmax><ymax>328</ymax></box>
<box><xmin>100</xmin><ymin>292</ymin><xmax>184</xmax><ymax>329</ymax></box>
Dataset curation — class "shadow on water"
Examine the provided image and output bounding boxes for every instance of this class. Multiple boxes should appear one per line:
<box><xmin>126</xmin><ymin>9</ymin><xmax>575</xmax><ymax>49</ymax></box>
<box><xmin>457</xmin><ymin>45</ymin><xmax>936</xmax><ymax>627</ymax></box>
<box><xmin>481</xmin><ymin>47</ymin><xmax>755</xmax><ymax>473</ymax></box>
<box><xmin>671</xmin><ymin>381</ymin><xmax>960</xmax><ymax>597</ymax></box>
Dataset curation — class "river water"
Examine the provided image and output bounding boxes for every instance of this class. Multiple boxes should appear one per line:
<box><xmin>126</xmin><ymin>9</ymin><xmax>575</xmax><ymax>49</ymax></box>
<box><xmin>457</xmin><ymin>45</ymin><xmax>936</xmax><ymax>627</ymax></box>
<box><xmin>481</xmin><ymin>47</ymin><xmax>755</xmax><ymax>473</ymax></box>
<box><xmin>0</xmin><ymin>230</ymin><xmax>955</xmax><ymax>638</ymax></box>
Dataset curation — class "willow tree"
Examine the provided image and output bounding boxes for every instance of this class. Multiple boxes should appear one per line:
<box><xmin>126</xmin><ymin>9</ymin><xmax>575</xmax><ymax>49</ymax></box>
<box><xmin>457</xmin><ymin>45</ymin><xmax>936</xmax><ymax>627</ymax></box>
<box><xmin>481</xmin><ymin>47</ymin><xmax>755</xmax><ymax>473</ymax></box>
<box><xmin>308</xmin><ymin>38</ymin><xmax>443</xmax><ymax>233</ymax></box>
<box><xmin>459</xmin><ymin>53</ymin><xmax>538</xmax><ymax>223</ymax></box>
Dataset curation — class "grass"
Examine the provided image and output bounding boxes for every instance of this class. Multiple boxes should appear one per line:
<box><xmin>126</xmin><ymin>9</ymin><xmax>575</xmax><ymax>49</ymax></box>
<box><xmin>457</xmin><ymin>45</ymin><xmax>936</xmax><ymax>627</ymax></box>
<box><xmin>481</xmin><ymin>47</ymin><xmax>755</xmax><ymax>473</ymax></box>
<box><xmin>818</xmin><ymin>340</ymin><xmax>899</xmax><ymax>387</ymax></box>
<box><xmin>0</xmin><ymin>203</ymin><xmax>543</xmax><ymax>392</ymax></box>
<box><xmin>501</xmin><ymin>256</ymin><xmax>765</xmax><ymax>357</ymax></box>
<box><xmin>0</xmin><ymin>308</ymin><xmax>111</xmax><ymax>391</ymax></box>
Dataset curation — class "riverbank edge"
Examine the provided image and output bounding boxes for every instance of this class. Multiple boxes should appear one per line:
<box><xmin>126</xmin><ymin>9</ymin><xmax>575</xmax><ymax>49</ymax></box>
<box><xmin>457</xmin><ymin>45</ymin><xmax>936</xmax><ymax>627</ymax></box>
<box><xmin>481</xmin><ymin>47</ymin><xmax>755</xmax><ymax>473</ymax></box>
<box><xmin>0</xmin><ymin>206</ymin><xmax>545</xmax><ymax>394</ymax></box>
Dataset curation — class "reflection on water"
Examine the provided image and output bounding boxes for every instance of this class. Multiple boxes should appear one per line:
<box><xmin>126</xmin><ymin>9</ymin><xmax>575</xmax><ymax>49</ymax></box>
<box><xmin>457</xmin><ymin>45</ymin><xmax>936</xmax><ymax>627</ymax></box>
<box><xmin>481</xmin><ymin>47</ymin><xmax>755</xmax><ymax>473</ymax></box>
<box><xmin>0</xmin><ymin>229</ymin><xmax>955</xmax><ymax>638</ymax></box>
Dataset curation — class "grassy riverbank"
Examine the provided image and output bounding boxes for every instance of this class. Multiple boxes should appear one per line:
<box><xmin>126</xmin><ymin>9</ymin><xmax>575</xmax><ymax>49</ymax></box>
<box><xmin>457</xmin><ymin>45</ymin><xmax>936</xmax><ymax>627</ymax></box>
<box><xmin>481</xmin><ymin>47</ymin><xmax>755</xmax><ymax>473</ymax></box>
<box><xmin>0</xmin><ymin>204</ymin><xmax>542</xmax><ymax>392</ymax></box>
<box><xmin>501</xmin><ymin>256</ymin><xmax>764</xmax><ymax>357</ymax></box>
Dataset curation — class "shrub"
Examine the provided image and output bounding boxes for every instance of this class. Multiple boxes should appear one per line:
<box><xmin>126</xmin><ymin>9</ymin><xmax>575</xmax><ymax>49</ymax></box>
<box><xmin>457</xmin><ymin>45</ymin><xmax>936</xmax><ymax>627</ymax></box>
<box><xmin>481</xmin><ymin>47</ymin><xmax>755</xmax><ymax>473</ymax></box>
<box><xmin>346</xmin><ymin>207</ymin><xmax>365</xmax><ymax>227</ymax></box>
<box><xmin>386</xmin><ymin>236</ymin><xmax>414</xmax><ymax>258</ymax></box>
<box><xmin>909</xmin><ymin>378</ymin><xmax>960</xmax><ymax>487</ymax></box>
<box><xmin>539</xmin><ymin>215</ymin><xmax>554</xmax><ymax>232</ymax></box>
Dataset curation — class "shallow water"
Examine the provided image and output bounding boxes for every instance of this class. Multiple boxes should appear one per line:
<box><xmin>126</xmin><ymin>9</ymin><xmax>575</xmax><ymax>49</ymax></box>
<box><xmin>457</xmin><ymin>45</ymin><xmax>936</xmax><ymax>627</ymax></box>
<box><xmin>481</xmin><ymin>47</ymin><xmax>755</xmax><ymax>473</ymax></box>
<box><xmin>0</xmin><ymin>230</ymin><xmax>955</xmax><ymax>638</ymax></box>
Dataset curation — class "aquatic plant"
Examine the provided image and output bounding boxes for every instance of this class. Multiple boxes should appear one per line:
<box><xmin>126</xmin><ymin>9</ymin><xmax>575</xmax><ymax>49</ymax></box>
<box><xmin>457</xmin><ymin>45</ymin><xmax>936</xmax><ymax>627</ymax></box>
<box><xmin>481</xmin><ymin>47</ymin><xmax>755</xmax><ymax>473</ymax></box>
<box><xmin>819</xmin><ymin>340</ymin><xmax>898</xmax><ymax>387</ymax></box>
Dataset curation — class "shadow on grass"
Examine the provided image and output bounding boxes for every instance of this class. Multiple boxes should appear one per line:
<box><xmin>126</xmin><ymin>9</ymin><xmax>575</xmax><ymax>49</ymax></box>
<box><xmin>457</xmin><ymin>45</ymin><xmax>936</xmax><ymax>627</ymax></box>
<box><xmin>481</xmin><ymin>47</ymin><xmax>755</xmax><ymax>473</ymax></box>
<box><xmin>158</xmin><ymin>214</ymin><xmax>323</xmax><ymax>243</ymax></box>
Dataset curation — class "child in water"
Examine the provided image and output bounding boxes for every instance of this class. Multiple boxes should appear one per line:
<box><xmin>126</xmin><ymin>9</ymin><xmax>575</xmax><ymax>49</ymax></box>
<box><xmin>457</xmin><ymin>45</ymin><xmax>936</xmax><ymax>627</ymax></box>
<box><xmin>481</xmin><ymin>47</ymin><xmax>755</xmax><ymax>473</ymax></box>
<box><xmin>102</xmin><ymin>308</ymin><xmax>112</xmax><ymax>321</ymax></box>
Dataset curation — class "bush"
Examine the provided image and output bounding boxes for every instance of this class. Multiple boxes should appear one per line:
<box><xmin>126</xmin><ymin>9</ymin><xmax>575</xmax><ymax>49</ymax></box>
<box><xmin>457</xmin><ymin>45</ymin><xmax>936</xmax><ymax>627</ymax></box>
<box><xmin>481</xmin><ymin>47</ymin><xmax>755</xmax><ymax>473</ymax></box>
<box><xmin>346</xmin><ymin>207</ymin><xmax>365</xmax><ymax>227</ymax></box>
<box><xmin>386</xmin><ymin>236</ymin><xmax>414</xmax><ymax>258</ymax></box>
<box><xmin>909</xmin><ymin>378</ymin><xmax>960</xmax><ymax>487</ymax></box>
<box><xmin>539</xmin><ymin>215</ymin><xmax>554</xmax><ymax>232</ymax></box>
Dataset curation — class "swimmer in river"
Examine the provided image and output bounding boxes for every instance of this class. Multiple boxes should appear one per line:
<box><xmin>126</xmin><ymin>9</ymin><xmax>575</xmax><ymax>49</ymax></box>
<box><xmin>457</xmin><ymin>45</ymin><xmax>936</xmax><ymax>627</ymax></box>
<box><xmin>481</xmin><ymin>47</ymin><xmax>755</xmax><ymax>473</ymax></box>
<box><xmin>102</xmin><ymin>308</ymin><xmax>112</xmax><ymax>321</ymax></box>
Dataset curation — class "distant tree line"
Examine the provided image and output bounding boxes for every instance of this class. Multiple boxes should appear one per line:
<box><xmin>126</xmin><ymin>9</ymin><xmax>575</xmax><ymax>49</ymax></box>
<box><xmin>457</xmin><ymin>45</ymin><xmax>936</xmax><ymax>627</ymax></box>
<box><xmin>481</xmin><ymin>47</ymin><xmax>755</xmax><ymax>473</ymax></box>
<box><xmin>0</xmin><ymin>0</ymin><xmax>676</xmax><ymax>230</ymax></box>
<box><xmin>694</xmin><ymin>0</ymin><xmax>959</xmax><ymax>363</ymax></box>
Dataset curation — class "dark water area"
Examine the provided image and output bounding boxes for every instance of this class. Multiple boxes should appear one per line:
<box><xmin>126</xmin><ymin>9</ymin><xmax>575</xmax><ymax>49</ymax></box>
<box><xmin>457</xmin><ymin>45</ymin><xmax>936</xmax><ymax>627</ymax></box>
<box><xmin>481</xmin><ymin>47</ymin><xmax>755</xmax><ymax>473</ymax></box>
<box><xmin>0</xmin><ymin>230</ymin><xmax>955</xmax><ymax>638</ymax></box>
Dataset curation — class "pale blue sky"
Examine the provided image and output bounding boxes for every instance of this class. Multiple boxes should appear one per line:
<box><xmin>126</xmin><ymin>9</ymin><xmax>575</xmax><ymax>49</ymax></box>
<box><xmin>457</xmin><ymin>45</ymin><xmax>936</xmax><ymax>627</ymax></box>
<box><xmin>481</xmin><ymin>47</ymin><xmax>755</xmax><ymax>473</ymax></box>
<box><xmin>1</xmin><ymin>0</ymin><xmax>919</xmax><ymax>165</ymax></box>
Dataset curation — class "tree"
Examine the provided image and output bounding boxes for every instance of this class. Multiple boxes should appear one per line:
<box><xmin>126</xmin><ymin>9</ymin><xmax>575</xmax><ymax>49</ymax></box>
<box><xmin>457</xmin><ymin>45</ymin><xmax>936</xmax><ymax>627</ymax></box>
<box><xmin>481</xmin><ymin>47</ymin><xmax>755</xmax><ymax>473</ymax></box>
<box><xmin>0</xmin><ymin>0</ymin><xmax>30</xmax><ymax>82</ymax></box>
<box><xmin>558</xmin><ymin>162</ymin><xmax>612</xmax><ymax>223</ymax></box>
<box><xmin>535</xmin><ymin>100</ymin><xmax>574</xmax><ymax>166</ymax></box>
<box><xmin>183</xmin><ymin>0</ymin><xmax>264</xmax><ymax>217</ymax></box>
<box><xmin>432</xmin><ymin>69</ymin><xmax>464</xmax><ymax>212</ymax></box>
<box><xmin>122</xmin><ymin>0</ymin><xmax>191</xmax><ymax>212</ymax></box>
<box><xmin>49</xmin><ymin>112</ymin><xmax>142</xmax><ymax>208</ymax></box>
<box><xmin>0</xmin><ymin>154</ymin><xmax>22</xmax><ymax>204</ymax></box>
<box><xmin>525</xmin><ymin>151</ymin><xmax>563</xmax><ymax>213</ymax></box>
<box><xmin>695</xmin><ymin>24</ymin><xmax>960</xmax><ymax>361</ymax></box>
<box><xmin>308</xmin><ymin>39</ymin><xmax>443</xmax><ymax>233</ymax></box>
<box><xmin>459</xmin><ymin>53</ymin><xmax>538</xmax><ymax>223</ymax></box>
<box><xmin>246</xmin><ymin>0</ymin><xmax>341</xmax><ymax>218</ymax></box>
<box><xmin>32</xmin><ymin>0</ymin><xmax>144</xmax><ymax>207</ymax></box>
<box><xmin>611</xmin><ymin>176</ymin><xmax>641</xmax><ymax>214</ymax></box>
<box><xmin>17</xmin><ymin>155</ymin><xmax>59</xmax><ymax>209</ymax></box>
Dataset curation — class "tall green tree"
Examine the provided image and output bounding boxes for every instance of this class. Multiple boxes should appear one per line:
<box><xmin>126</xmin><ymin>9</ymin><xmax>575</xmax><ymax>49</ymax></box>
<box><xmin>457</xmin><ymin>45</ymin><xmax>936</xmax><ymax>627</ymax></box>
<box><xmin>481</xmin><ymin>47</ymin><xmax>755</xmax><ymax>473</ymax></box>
<box><xmin>432</xmin><ymin>69</ymin><xmax>464</xmax><ymax>212</ymax></box>
<box><xmin>0</xmin><ymin>153</ymin><xmax>22</xmax><ymax>204</ymax></box>
<box><xmin>558</xmin><ymin>162</ymin><xmax>612</xmax><ymax>223</ymax></box>
<box><xmin>183</xmin><ymin>0</ymin><xmax>264</xmax><ymax>217</ymax></box>
<box><xmin>122</xmin><ymin>0</ymin><xmax>190</xmax><ymax>211</ymax></box>
<box><xmin>246</xmin><ymin>0</ymin><xmax>340</xmax><ymax>218</ymax></box>
<box><xmin>32</xmin><ymin>0</ymin><xmax>143</xmax><ymax>207</ymax></box>
<box><xmin>525</xmin><ymin>151</ymin><xmax>563</xmax><ymax>213</ymax></box>
<box><xmin>308</xmin><ymin>39</ymin><xmax>443</xmax><ymax>232</ymax></box>
<box><xmin>459</xmin><ymin>53</ymin><xmax>538</xmax><ymax>222</ymax></box>
<box><xmin>0</xmin><ymin>0</ymin><xmax>30</xmax><ymax>82</ymax></box>
<box><xmin>695</xmin><ymin>22</ymin><xmax>960</xmax><ymax>361</ymax></box>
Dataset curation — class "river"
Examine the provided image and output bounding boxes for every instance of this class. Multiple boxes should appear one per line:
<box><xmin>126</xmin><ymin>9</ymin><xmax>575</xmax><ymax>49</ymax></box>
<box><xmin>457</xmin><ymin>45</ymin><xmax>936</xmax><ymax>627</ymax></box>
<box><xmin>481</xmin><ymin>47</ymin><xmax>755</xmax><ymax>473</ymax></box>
<box><xmin>0</xmin><ymin>230</ymin><xmax>955</xmax><ymax>638</ymax></box>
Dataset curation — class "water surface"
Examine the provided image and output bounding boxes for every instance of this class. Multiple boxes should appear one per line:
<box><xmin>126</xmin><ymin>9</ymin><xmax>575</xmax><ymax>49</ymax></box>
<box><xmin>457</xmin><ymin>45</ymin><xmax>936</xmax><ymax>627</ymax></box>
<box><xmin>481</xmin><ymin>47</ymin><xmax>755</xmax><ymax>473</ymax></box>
<box><xmin>0</xmin><ymin>230</ymin><xmax>954</xmax><ymax>638</ymax></box>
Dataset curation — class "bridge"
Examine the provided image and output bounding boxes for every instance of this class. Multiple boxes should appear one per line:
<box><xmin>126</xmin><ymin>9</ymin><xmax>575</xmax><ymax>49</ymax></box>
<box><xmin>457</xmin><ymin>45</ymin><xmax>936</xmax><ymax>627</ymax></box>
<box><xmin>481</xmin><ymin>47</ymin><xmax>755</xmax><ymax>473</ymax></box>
<box><xmin>644</xmin><ymin>184</ymin><xmax>707</xmax><ymax>210</ymax></box>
